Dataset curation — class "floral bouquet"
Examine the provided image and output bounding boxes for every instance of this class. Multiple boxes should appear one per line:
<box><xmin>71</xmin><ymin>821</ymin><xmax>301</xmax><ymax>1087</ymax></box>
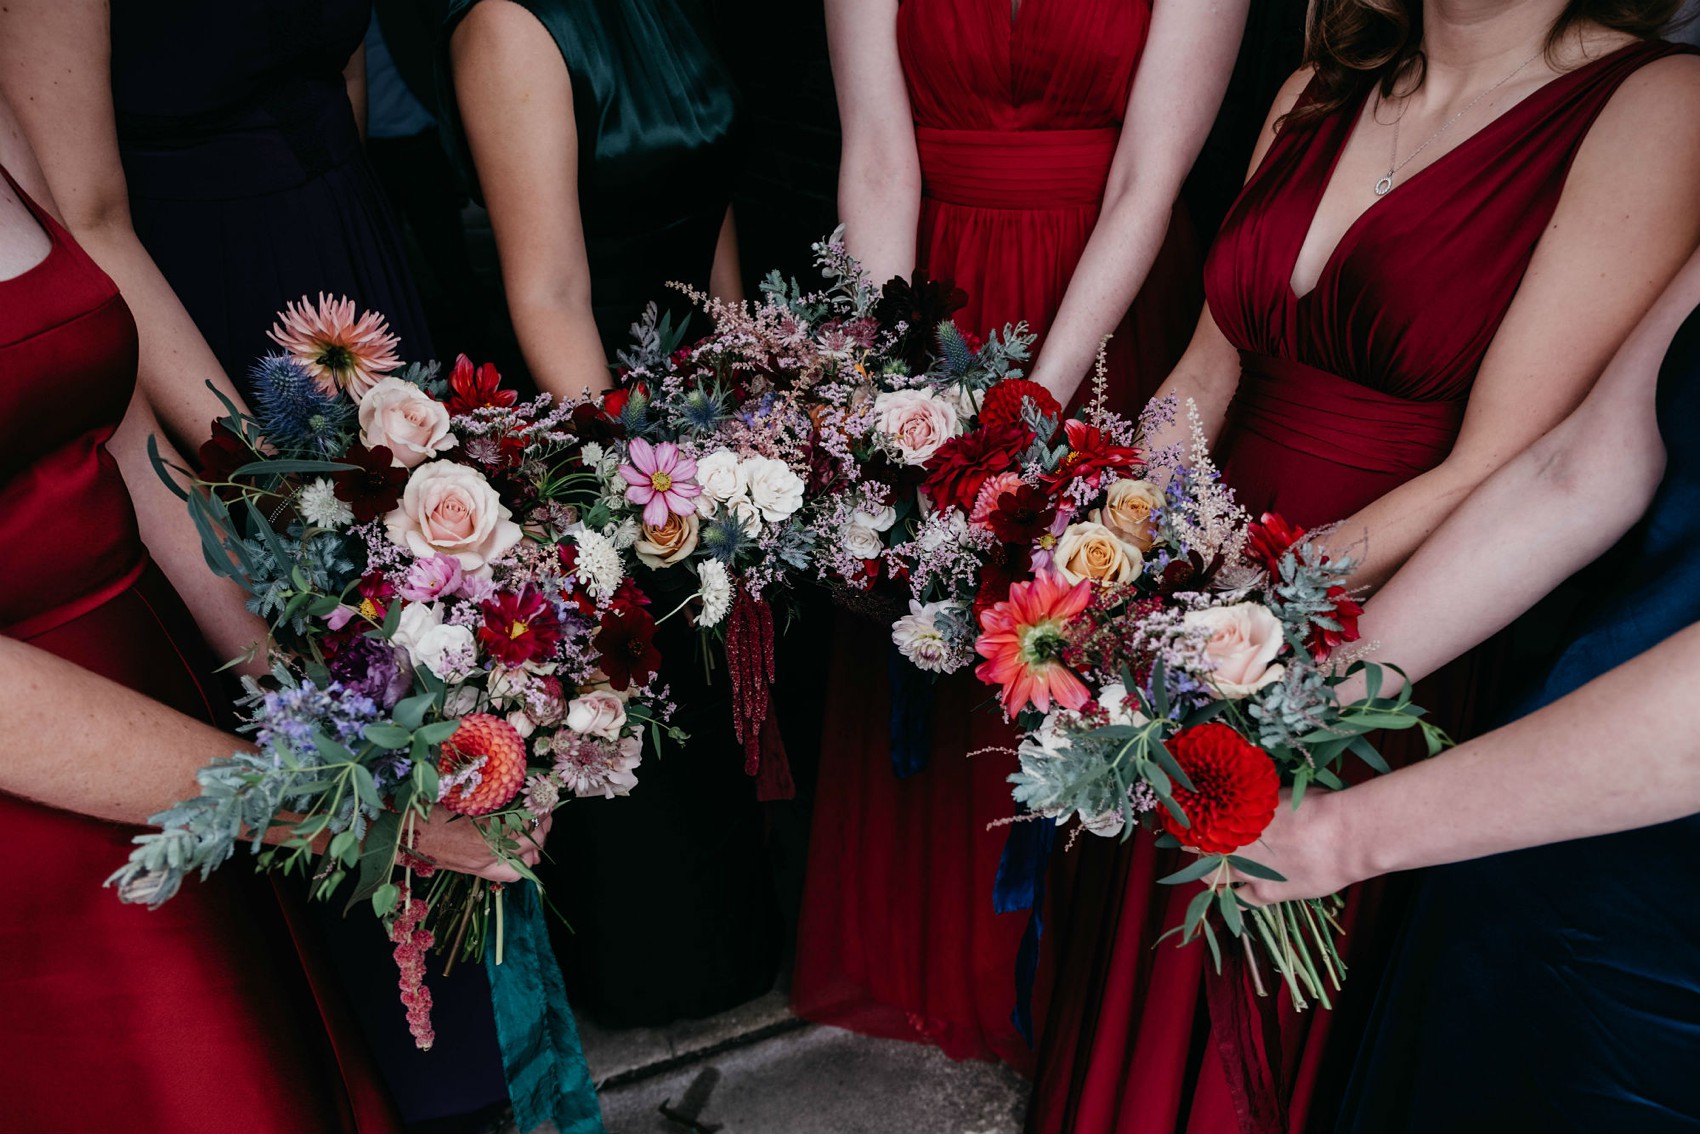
<box><xmin>975</xmin><ymin>405</ymin><xmax>1447</xmax><ymax>1009</ymax></box>
<box><xmin>108</xmin><ymin>295</ymin><xmax>679</xmax><ymax>1047</ymax></box>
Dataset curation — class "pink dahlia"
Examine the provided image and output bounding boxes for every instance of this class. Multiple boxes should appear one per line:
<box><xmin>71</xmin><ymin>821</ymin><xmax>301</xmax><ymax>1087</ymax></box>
<box><xmin>618</xmin><ymin>438</ymin><xmax>701</xmax><ymax>527</ymax></box>
<box><xmin>268</xmin><ymin>293</ymin><xmax>402</xmax><ymax>400</ymax></box>
<box><xmin>974</xmin><ymin>571</ymin><xmax>1093</xmax><ymax>716</ymax></box>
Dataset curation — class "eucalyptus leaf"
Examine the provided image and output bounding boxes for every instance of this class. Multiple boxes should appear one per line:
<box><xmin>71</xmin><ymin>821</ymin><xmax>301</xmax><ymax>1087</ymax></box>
<box><xmin>1159</xmin><ymin>855</ymin><xmax>1224</xmax><ymax>886</ymax></box>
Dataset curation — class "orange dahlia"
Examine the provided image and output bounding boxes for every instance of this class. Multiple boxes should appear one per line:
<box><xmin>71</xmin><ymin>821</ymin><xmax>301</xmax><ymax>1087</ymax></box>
<box><xmin>437</xmin><ymin>713</ymin><xmax>527</xmax><ymax>817</ymax></box>
<box><xmin>268</xmin><ymin>293</ymin><xmax>402</xmax><ymax>400</ymax></box>
<box><xmin>974</xmin><ymin>571</ymin><xmax>1093</xmax><ymax>716</ymax></box>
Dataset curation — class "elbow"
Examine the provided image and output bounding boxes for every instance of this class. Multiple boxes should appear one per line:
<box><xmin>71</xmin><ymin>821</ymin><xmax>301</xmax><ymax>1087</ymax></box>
<box><xmin>838</xmin><ymin>138</ymin><xmax>921</xmax><ymax>215</ymax></box>
<box><xmin>57</xmin><ymin>190</ymin><xmax>137</xmax><ymax>245</ymax></box>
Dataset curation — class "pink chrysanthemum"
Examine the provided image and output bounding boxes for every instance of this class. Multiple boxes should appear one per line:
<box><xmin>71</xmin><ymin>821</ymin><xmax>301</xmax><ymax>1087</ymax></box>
<box><xmin>268</xmin><ymin>293</ymin><xmax>402</xmax><ymax>400</ymax></box>
<box><xmin>974</xmin><ymin>571</ymin><xmax>1093</xmax><ymax>716</ymax></box>
<box><xmin>618</xmin><ymin>438</ymin><xmax>702</xmax><ymax>527</ymax></box>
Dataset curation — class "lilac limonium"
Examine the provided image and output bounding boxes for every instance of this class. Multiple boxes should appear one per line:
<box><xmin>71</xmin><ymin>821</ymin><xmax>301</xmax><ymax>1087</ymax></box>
<box><xmin>619</xmin><ymin>437</ymin><xmax>702</xmax><ymax>527</ymax></box>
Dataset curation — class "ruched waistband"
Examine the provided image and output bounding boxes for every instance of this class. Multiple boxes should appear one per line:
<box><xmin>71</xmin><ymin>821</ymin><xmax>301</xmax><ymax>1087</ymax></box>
<box><xmin>118</xmin><ymin>79</ymin><xmax>363</xmax><ymax>201</ymax></box>
<box><xmin>916</xmin><ymin>126</ymin><xmax>1117</xmax><ymax>210</ymax></box>
<box><xmin>1229</xmin><ymin>351</ymin><xmax>1465</xmax><ymax>477</ymax></box>
<box><xmin>3</xmin><ymin>555</ymin><xmax>146</xmax><ymax>643</ymax></box>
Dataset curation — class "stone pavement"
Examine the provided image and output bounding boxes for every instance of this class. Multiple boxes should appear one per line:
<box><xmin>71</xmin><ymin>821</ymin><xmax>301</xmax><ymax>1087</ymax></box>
<box><xmin>578</xmin><ymin>992</ymin><xmax>1029</xmax><ymax>1134</ymax></box>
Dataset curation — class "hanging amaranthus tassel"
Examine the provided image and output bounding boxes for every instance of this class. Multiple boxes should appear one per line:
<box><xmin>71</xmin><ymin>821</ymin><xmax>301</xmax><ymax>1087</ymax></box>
<box><xmin>725</xmin><ymin>585</ymin><xmax>793</xmax><ymax>800</ymax></box>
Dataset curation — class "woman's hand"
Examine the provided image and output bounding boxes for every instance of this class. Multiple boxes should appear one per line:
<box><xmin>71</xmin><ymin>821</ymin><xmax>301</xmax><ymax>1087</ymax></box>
<box><xmin>1234</xmin><ymin>789</ymin><xmax>1366</xmax><ymax>906</ymax></box>
<box><xmin>411</xmin><ymin>808</ymin><xmax>553</xmax><ymax>883</ymax></box>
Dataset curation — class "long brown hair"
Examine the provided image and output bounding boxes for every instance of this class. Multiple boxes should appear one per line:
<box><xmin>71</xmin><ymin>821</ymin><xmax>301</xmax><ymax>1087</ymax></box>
<box><xmin>1287</xmin><ymin>0</ymin><xmax>1684</xmax><ymax>126</ymax></box>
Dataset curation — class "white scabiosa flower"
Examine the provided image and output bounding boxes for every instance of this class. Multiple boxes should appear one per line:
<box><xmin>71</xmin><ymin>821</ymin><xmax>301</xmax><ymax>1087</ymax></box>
<box><xmin>298</xmin><ymin>477</ymin><xmax>354</xmax><ymax>529</ymax></box>
<box><xmin>697</xmin><ymin>559</ymin><xmax>733</xmax><ymax>628</ymax></box>
<box><xmin>573</xmin><ymin>527</ymin><xmax>624</xmax><ymax>601</ymax></box>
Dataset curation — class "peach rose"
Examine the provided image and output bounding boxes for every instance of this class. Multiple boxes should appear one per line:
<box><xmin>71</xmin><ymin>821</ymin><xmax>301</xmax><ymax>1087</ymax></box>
<box><xmin>871</xmin><ymin>388</ymin><xmax>961</xmax><ymax>466</ymax></box>
<box><xmin>634</xmin><ymin>510</ymin><xmax>699</xmax><ymax>568</ymax></box>
<box><xmin>1055</xmin><ymin>521</ymin><xmax>1142</xmax><ymax>586</ymax></box>
<box><xmin>384</xmin><ymin>460</ymin><xmax>522</xmax><ymax>575</ymax></box>
<box><xmin>358</xmin><ymin>377</ymin><xmax>457</xmax><ymax>468</ymax></box>
<box><xmin>1181</xmin><ymin>603</ymin><xmax>1287</xmax><ymax>699</ymax></box>
<box><xmin>1091</xmin><ymin>479</ymin><xmax>1164</xmax><ymax>553</ymax></box>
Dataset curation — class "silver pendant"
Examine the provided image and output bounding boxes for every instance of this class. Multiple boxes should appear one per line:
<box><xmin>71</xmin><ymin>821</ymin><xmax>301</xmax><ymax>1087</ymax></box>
<box><xmin>1375</xmin><ymin>175</ymin><xmax>1394</xmax><ymax>197</ymax></box>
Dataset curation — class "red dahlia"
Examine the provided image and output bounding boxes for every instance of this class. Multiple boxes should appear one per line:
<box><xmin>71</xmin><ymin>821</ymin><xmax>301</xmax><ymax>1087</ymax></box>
<box><xmin>1307</xmin><ymin>584</ymin><xmax>1364</xmax><ymax>659</ymax></box>
<box><xmin>477</xmin><ymin>588</ymin><xmax>564</xmax><ymax>667</ymax></box>
<box><xmin>1043</xmin><ymin>418</ymin><xmax>1142</xmax><ymax>489</ymax></box>
<box><xmin>1160</xmin><ymin>723</ymin><xmax>1279</xmax><ymax>854</ymax></box>
<box><xmin>332</xmin><ymin>440</ymin><xmax>409</xmax><ymax>522</ymax></box>
<box><xmin>921</xmin><ymin>423</ymin><xmax>1033</xmax><ymax>513</ymax></box>
<box><xmin>988</xmin><ymin>483</ymin><xmax>1058</xmax><ymax>545</ymax></box>
<box><xmin>594</xmin><ymin>606</ymin><xmax>662</xmax><ymax>691</ymax></box>
<box><xmin>437</xmin><ymin>713</ymin><xmax>527</xmax><ymax>817</ymax></box>
<box><xmin>445</xmin><ymin>354</ymin><xmax>517</xmax><ymax>417</ymax></box>
<box><xmin>980</xmin><ymin>379</ymin><xmax>1062</xmax><ymax>434</ymax></box>
<box><xmin>1246</xmin><ymin>512</ymin><xmax>1308</xmax><ymax>576</ymax></box>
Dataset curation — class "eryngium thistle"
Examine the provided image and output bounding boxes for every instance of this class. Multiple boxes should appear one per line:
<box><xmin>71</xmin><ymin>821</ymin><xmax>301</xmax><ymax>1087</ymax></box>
<box><xmin>250</xmin><ymin>353</ymin><xmax>354</xmax><ymax>454</ymax></box>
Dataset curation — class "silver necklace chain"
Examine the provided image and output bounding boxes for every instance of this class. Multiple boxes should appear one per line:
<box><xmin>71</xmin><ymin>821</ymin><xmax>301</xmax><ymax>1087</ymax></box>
<box><xmin>1375</xmin><ymin>47</ymin><xmax>1545</xmax><ymax>196</ymax></box>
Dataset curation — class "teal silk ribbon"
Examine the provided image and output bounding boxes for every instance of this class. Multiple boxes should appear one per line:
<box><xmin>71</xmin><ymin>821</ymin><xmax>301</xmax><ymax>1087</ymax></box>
<box><xmin>484</xmin><ymin>885</ymin><xmax>605</xmax><ymax>1134</ymax></box>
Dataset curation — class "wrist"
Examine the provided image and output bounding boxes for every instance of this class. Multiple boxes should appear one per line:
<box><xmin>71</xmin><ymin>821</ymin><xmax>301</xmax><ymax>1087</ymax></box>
<box><xmin>1322</xmin><ymin>787</ymin><xmax>1382</xmax><ymax>887</ymax></box>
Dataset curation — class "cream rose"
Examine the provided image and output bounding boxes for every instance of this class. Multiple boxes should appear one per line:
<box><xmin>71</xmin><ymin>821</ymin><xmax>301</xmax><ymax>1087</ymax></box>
<box><xmin>842</xmin><ymin>505</ymin><xmax>896</xmax><ymax>560</ymax></box>
<box><xmin>385</xmin><ymin>460</ymin><xmax>523</xmax><ymax>575</ymax></box>
<box><xmin>871</xmin><ymin>388</ymin><xmax>961</xmax><ymax>466</ymax></box>
<box><xmin>744</xmin><ymin>456</ymin><xmax>805</xmax><ymax>523</ymax></box>
<box><xmin>566</xmin><ymin>690</ymin><xmax>628</xmax><ymax>741</ymax></box>
<box><xmin>1055</xmin><ymin>521</ymin><xmax>1142</xmax><ymax>586</ymax></box>
<box><xmin>634</xmin><ymin>510</ymin><xmax>700</xmax><ymax>568</ymax></box>
<box><xmin>411</xmin><ymin>622</ymin><xmax>476</xmax><ymax>682</ymax></box>
<box><xmin>1182</xmin><ymin>603</ymin><xmax>1287</xmax><ymax>699</ymax></box>
<box><xmin>1091</xmin><ymin>479</ymin><xmax>1164</xmax><ymax>553</ymax></box>
<box><xmin>693</xmin><ymin>450</ymin><xmax>747</xmax><ymax>506</ymax></box>
<box><xmin>358</xmin><ymin>377</ymin><xmax>457</xmax><ymax>468</ymax></box>
<box><xmin>724</xmin><ymin>496</ymin><xmax>763</xmax><ymax>536</ymax></box>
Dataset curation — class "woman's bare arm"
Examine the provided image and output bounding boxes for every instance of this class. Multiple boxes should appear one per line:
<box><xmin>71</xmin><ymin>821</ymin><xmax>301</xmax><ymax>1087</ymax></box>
<box><xmin>1028</xmin><ymin>0</ymin><xmax>1249</xmax><ymax>407</ymax></box>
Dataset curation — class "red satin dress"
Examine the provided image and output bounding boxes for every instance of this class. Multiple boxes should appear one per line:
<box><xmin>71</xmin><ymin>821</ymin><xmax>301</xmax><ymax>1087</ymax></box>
<box><xmin>0</xmin><ymin>167</ymin><xmax>397</xmax><ymax>1133</ymax></box>
<box><xmin>1028</xmin><ymin>40</ymin><xmax>1686</xmax><ymax>1134</ymax></box>
<box><xmin>793</xmin><ymin>0</ymin><xmax>1198</xmax><ymax>1074</ymax></box>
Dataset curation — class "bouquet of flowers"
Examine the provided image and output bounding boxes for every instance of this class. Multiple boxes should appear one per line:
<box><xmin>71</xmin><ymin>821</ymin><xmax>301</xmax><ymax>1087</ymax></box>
<box><xmin>975</xmin><ymin>403</ymin><xmax>1446</xmax><ymax>1009</ymax></box>
<box><xmin>107</xmin><ymin>295</ymin><xmax>679</xmax><ymax>1047</ymax></box>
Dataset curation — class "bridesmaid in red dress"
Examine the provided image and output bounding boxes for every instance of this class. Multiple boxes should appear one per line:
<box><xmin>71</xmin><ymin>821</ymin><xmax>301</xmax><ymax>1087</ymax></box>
<box><xmin>793</xmin><ymin>0</ymin><xmax>1246</xmax><ymax>1072</ymax></box>
<box><xmin>0</xmin><ymin>103</ymin><xmax>521</xmax><ymax>1133</ymax></box>
<box><xmin>1030</xmin><ymin>2</ymin><xmax>1700</xmax><ymax>1131</ymax></box>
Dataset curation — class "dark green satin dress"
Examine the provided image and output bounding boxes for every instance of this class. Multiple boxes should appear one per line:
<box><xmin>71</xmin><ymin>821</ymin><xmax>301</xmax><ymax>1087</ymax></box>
<box><xmin>442</xmin><ymin>0</ymin><xmax>781</xmax><ymax>1028</ymax></box>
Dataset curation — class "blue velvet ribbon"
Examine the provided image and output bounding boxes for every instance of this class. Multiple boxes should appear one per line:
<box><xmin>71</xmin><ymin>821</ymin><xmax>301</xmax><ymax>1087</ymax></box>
<box><xmin>887</xmin><ymin>644</ymin><xmax>935</xmax><ymax>779</ymax></box>
<box><xmin>484</xmin><ymin>885</ymin><xmax>605</xmax><ymax>1134</ymax></box>
<box><xmin>993</xmin><ymin>813</ymin><xmax>1057</xmax><ymax>1044</ymax></box>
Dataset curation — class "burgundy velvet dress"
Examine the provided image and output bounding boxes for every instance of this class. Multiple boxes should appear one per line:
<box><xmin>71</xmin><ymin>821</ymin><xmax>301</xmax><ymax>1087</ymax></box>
<box><xmin>0</xmin><ymin>167</ymin><xmax>397</xmax><ymax>1133</ymax></box>
<box><xmin>1028</xmin><ymin>39</ymin><xmax>1686</xmax><ymax>1134</ymax></box>
<box><xmin>793</xmin><ymin>0</ymin><xmax>1198</xmax><ymax>1074</ymax></box>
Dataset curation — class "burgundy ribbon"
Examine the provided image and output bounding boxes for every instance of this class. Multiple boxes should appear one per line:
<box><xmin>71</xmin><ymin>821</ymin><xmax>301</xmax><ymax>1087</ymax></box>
<box><xmin>1207</xmin><ymin>944</ymin><xmax>1289</xmax><ymax>1134</ymax></box>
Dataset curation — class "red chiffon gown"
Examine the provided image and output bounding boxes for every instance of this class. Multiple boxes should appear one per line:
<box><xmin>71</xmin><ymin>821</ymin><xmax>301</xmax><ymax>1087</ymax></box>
<box><xmin>793</xmin><ymin>0</ymin><xmax>1198</xmax><ymax>1074</ymax></box>
<box><xmin>0</xmin><ymin>166</ymin><xmax>397</xmax><ymax>1133</ymax></box>
<box><xmin>1028</xmin><ymin>39</ymin><xmax>1688</xmax><ymax>1134</ymax></box>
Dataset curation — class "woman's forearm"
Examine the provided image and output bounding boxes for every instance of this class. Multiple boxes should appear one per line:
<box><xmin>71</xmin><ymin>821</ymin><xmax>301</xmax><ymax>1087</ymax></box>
<box><xmin>838</xmin><ymin>155</ymin><xmax>920</xmax><ymax>286</ymax></box>
<box><xmin>1337</xmin><ymin>620</ymin><xmax>1700</xmax><ymax>880</ymax></box>
<box><xmin>709</xmin><ymin>205</ymin><xmax>743</xmax><ymax>304</ymax></box>
<box><xmin>508</xmin><ymin>290</ymin><xmax>613</xmax><ymax>400</ymax></box>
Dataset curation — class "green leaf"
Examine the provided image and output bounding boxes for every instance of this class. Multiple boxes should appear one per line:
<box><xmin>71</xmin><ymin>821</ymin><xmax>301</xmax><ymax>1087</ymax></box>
<box><xmin>370</xmin><ymin>600</ymin><xmax>403</xmax><ymax>641</ymax></box>
<box><xmin>1201</xmin><ymin>919</ymin><xmax>1223</xmax><ymax>973</ymax></box>
<box><xmin>392</xmin><ymin>693</ymin><xmax>434</xmax><ymax>732</ymax></box>
<box><xmin>1226</xmin><ymin>855</ymin><xmax>1287</xmax><ymax>882</ymax></box>
<box><xmin>1158</xmin><ymin>855</ymin><xmax>1224</xmax><ymax>886</ymax></box>
<box><xmin>228</xmin><ymin>458</ymin><xmax>356</xmax><ymax>478</ymax></box>
<box><xmin>417</xmin><ymin>720</ymin><xmax>461</xmax><ymax>745</ymax></box>
<box><xmin>1150</xmin><ymin>738</ymin><xmax>1197</xmax><ymax>795</ymax></box>
<box><xmin>370</xmin><ymin>882</ymin><xmax>401</xmax><ymax>918</ymax></box>
<box><xmin>306</xmin><ymin>594</ymin><xmax>345</xmax><ymax>617</ymax></box>
<box><xmin>1217</xmin><ymin>887</ymin><xmax>1244</xmax><ymax>936</ymax></box>
<box><xmin>147</xmin><ymin>434</ymin><xmax>192</xmax><ymax>501</ymax></box>
<box><xmin>361</xmin><ymin>723</ymin><xmax>413</xmax><ymax>750</ymax></box>
<box><xmin>1183</xmin><ymin>886</ymin><xmax>1214</xmax><ymax>939</ymax></box>
<box><xmin>1150</xmin><ymin>655</ymin><xmax>1171</xmax><ymax>721</ymax></box>
<box><xmin>1361</xmin><ymin>662</ymin><xmax>1384</xmax><ymax>704</ymax></box>
<box><xmin>1348</xmin><ymin>734</ymin><xmax>1391</xmax><ymax>775</ymax></box>
<box><xmin>345</xmin><ymin>812</ymin><xmax>401</xmax><ymax>910</ymax></box>
<box><xmin>351</xmin><ymin>764</ymin><xmax>381</xmax><ymax>811</ymax></box>
<box><xmin>327</xmin><ymin>830</ymin><xmax>358</xmax><ymax>864</ymax></box>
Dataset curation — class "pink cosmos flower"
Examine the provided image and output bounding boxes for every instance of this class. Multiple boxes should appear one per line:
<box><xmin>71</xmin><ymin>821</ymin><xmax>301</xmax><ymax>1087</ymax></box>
<box><xmin>618</xmin><ymin>438</ymin><xmax>702</xmax><ymax>527</ymax></box>
<box><xmin>398</xmin><ymin>553</ymin><xmax>464</xmax><ymax>602</ymax></box>
<box><xmin>974</xmin><ymin>571</ymin><xmax>1093</xmax><ymax>716</ymax></box>
<box><xmin>268</xmin><ymin>293</ymin><xmax>402</xmax><ymax>400</ymax></box>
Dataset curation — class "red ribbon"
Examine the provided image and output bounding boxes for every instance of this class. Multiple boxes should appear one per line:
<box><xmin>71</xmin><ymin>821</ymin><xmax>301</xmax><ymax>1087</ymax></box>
<box><xmin>1207</xmin><ymin>944</ymin><xmax>1289</xmax><ymax>1134</ymax></box>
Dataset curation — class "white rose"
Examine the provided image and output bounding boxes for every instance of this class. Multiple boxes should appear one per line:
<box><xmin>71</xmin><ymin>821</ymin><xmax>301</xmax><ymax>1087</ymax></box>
<box><xmin>358</xmin><ymin>377</ymin><xmax>457</xmax><ymax>468</ymax></box>
<box><xmin>442</xmin><ymin>684</ymin><xmax>481</xmax><ymax>718</ymax></box>
<box><xmin>1182</xmin><ymin>603</ymin><xmax>1287</xmax><ymax>699</ymax></box>
<box><xmin>1095</xmin><ymin>682</ymin><xmax>1149</xmax><ymax>728</ymax></box>
<box><xmin>871</xmin><ymin>388</ymin><xmax>961</xmax><ymax>466</ymax></box>
<box><xmin>566</xmin><ymin>690</ymin><xmax>628</xmax><ymax>741</ymax></box>
<box><xmin>384</xmin><ymin>460</ymin><xmax>523</xmax><ymax>575</ymax></box>
<box><xmin>919</xmin><ymin>510</ymin><xmax>968</xmax><ymax>553</ymax></box>
<box><xmin>411</xmin><ymin>622</ymin><xmax>476</xmax><ymax>682</ymax></box>
<box><xmin>842</xmin><ymin>510</ymin><xmax>889</xmax><ymax>560</ymax></box>
<box><xmin>390</xmin><ymin>601</ymin><xmax>443</xmax><ymax>658</ymax></box>
<box><xmin>949</xmin><ymin>383</ymin><xmax>985</xmax><ymax>422</ymax></box>
<box><xmin>694</xmin><ymin>450</ymin><xmax>747</xmax><ymax>505</ymax></box>
<box><xmin>744</xmin><ymin>456</ymin><xmax>805</xmax><ymax>523</ymax></box>
<box><xmin>723</xmin><ymin>496</ymin><xmax>764</xmax><ymax>536</ymax></box>
<box><xmin>507</xmin><ymin>711</ymin><xmax>537</xmax><ymax>739</ymax></box>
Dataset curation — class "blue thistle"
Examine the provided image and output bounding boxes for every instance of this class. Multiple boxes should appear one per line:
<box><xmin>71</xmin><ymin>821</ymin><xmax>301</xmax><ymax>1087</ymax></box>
<box><xmin>936</xmin><ymin>321</ymin><xmax>974</xmax><ymax>377</ymax></box>
<box><xmin>250</xmin><ymin>354</ymin><xmax>354</xmax><ymax>454</ymax></box>
<box><xmin>674</xmin><ymin>385</ymin><xmax>730</xmax><ymax>434</ymax></box>
<box><xmin>698</xmin><ymin>515</ymin><xmax>755</xmax><ymax>565</ymax></box>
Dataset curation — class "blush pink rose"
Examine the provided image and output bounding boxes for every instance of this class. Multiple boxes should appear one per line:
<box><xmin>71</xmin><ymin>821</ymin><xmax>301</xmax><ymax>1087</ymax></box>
<box><xmin>358</xmin><ymin>377</ymin><xmax>457</xmax><ymax>468</ymax></box>
<box><xmin>1181</xmin><ymin>603</ymin><xmax>1287</xmax><ymax>699</ymax></box>
<box><xmin>565</xmin><ymin>690</ymin><xmax>627</xmax><ymax>740</ymax></box>
<box><xmin>871</xmin><ymin>388</ymin><xmax>961</xmax><ymax>466</ymax></box>
<box><xmin>384</xmin><ymin>460</ymin><xmax>522</xmax><ymax>575</ymax></box>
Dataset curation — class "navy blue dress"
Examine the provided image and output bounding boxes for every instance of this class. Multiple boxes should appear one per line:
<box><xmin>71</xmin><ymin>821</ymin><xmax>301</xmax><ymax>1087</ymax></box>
<box><xmin>111</xmin><ymin>0</ymin><xmax>433</xmax><ymax>388</ymax></box>
<box><xmin>1340</xmin><ymin>302</ymin><xmax>1700</xmax><ymax>1132</ymax></box>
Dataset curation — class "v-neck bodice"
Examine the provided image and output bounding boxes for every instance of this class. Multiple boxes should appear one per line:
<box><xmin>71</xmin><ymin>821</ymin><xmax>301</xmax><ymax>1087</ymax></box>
<box><xmin>1202</xmin><ymin>39</ymin><xmax>1689</xmax><ymax>530</ymax></box>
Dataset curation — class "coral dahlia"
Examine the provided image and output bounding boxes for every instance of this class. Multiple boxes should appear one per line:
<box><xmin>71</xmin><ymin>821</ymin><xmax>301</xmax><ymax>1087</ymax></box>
<box><xmin>974</xmin><ymin>571</ymin><xmax>1093</xmax><ymax>716</ymax></box>
<box><xmin>268</xmin><ymin>293</ymin><xmax>402</xmax><ymax>400</ymax></box>
<box><xmin>437</xmin><ymin>713</ymin><xmax>528</xmax><ymax>816</ymax></box>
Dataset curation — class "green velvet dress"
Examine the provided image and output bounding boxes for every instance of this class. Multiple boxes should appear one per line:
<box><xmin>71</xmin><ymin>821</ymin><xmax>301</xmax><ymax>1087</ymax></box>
<box><xmin>442</xmin><ymin>0</ymin><xmax>781</xmax><ymax>1028</ymax></box>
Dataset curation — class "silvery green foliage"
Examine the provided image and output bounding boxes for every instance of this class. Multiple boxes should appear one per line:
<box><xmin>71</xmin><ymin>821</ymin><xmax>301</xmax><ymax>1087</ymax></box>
<box><xmin>1247</xmin><ymin>658</ymin><xmax>1335</xmax><ymax>754</ymax></box>
<box><xmin>243</xmin><ymin>526</ymin><xmax>362</xmax><ymax>632</ymax></box>
<box><xmin>766</xmin><ymin>521</ymin><xmax>816</xmax><ymax>573</ymax></box>
<box><xmin>616</xmin><ymin>302</ymin><xmax>689</xmax><ymax>373</ymax></box>
<box><xmin>1009</xmin><ymin>723</ymin><xmax>1136</xmax><ymax>833</ymax></box>
<box><xmin>933</xmin><ymin>600</ymin><xmax>977</xmax><ymax>651</ymax></box>
<box><xmin>969</xmin><ymin>323</ymin><xmax>1035</xmax><ymax>385</ymax></box>
<box><xmin>1267</xmin><ymin>540</ymin><xmax>1355</xmax><ymax>640</ymax></box>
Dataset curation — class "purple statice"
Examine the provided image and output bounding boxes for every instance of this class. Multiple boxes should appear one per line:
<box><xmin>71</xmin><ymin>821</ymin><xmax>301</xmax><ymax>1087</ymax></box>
<box><xmin>329</xmin><ymin>636</ymin><xmax>413</xmax><ymax>710</ymax></box>
<box><xmin>251</xmin><ymin>680</ymin><xmax>384</xmax><ymax>759</ymax></box>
